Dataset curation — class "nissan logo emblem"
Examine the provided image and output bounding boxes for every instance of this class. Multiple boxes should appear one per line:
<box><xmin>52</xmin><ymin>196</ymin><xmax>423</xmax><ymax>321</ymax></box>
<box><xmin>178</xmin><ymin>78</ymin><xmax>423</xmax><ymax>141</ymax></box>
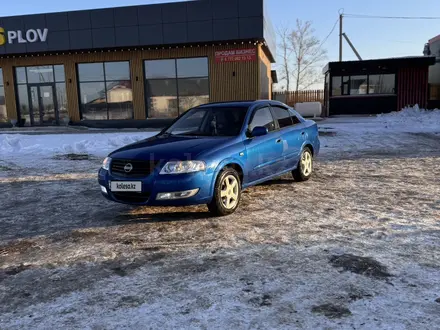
<box><xmin>124</xmin><ymin>163</ymin><xmax>133</xmax><ymax>173</ymax></box>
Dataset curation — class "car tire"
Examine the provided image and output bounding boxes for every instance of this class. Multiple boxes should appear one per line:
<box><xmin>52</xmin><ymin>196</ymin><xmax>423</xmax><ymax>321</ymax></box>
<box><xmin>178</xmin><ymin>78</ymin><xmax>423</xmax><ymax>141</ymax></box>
<box><xmin>207</xmin><ymin>167</ymin><xmax>242</xmax><ymax>216</ymax></box>
<box><xmin>292</xmin><ymin>147</ymin><xmax>313</xmax><ymax>182</ymax></box>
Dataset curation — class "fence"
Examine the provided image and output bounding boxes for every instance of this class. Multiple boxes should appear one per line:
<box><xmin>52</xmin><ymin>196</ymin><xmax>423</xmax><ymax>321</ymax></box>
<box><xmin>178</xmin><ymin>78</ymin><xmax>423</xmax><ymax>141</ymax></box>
<box><xmin>272</xmin><ymin>90</ymin><xmax>324</xmax><ymax>107</ymax></box>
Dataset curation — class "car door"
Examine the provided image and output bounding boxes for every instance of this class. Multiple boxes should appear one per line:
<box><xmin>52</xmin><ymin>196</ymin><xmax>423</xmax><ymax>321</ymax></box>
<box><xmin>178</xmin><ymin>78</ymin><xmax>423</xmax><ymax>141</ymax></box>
<box><xmin>243</xmin><ymin>106</ymin><xmax>284</xmax><ymax>183</ymax></box>
<box><xmin>270</xmin><ymin>105</ymin><xmax>304</xmax><ymax>170</ymax></box>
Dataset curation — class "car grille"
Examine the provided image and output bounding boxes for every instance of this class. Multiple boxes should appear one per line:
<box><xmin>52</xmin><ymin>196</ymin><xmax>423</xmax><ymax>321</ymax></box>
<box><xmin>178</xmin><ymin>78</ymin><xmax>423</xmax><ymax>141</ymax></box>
<box><xmin>110</xmin><ymin>159</ymin><xmax>160</xmax><ymax>178</ymax></box>
<box><xmin>112</xmin><ymin>192</ymin><xmax>151</xmax><ymax>203</ymax></box>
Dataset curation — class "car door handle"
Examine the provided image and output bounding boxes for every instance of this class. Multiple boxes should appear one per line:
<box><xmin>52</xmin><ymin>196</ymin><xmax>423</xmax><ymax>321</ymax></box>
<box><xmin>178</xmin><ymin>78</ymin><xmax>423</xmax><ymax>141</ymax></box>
<box><xmin>276</xmin><ymin>138</ymin><xmax>282</xmax><ymax>143</ymax></box>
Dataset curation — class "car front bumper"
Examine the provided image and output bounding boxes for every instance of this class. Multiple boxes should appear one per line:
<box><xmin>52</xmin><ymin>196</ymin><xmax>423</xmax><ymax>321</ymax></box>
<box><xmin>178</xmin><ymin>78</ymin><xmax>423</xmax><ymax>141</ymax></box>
<box><xmin>98</xmin><ymin>168</ymin><xmax>214</xmax><ymax>206</ymax></box>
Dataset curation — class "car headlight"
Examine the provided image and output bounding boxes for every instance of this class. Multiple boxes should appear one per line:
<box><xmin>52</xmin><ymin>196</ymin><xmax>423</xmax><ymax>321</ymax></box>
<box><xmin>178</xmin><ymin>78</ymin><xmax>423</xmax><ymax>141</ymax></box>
<box><xmin>160</xmin><ymin>160</ymin><xmax>206</xmax><ymax>175</ymax></box>
<box><xmin>102</xmin><ymin>157</ymin><xmax>111</xmax><ymax>171</ymax></box>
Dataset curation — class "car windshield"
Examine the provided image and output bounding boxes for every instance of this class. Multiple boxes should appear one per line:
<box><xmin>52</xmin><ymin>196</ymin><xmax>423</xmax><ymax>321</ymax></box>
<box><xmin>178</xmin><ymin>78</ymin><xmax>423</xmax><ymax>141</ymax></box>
<box><xmin>164</xmin><ymin>106</ymin><xmax>248</xmax><ymax>137</ymax></box>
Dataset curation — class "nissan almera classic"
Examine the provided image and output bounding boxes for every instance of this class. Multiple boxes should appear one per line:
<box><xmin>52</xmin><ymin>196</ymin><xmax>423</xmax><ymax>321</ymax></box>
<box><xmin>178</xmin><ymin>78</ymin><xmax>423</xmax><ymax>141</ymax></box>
<box><xmin>98</xmin><ymin>100</ymin><xmax>320</xmax><ymax>216</ymax></box>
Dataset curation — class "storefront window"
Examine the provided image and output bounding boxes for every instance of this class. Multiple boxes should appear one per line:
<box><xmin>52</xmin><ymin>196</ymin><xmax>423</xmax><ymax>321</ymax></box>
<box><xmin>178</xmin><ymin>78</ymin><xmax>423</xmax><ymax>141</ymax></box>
<box><xmin>107</xmin><ymin>81</ymin><xmax>133</xmax><ymax>120</ymax></box>
<box><xmin>331</xmin><ymin>74</ymin><xmax>396</xmax><ymax>97</ymax></box>
<box><xmin>0</xmin><ymin>68</ymin><xmax>7</xmax><ymax>123</ymax></box>
<box><xmin>350</xmin><ymin>75</ymin><xmax>368</xmax><ymax>95</ymax></box>
<box><xmin>342</xmin><ymin>76</ymin><xmax>350</xmax><ymax>95</ymax></box>
<box><xmin>177</xmin><ymin>58</ymin><xmax>208</xmax><ymax>78</ymax></box>
<box><xmin>15</xmin><ymin>67</ymin><xmax>27</xmax><ymax>84</ymax></box>
<box><xmin>177</xmin><ymin>58</ymin><xmax>209</xmax><ymax>113</ymax></box>
<box><xmin>145</xmin><ymin>57</ymin><xmax>209</xmax><ymax>118</ymax></box>
<box><xmin>332</xmin><ymin>76</ymin><xmax>342</xmax><ymax>96</ymax></box>
<box><xmin>54</xmin><ymin>65</ymin><xmax>66</xmax><ymax>83</ymax></box>
<box><xmin>145</xmin><ymin>59</ymin><xmax>176</xmax><ymax>79</ymax></box>
<box><xmin>368</xmin><ymin>74</ymin><xmax>395</xmax><ymax>94</ymax></box>
<box><xmin>15</xmin><ymin>65</ymin><xmax>67</xmax><ymax>126</ymax></box>
<box><xmin>145</xmin><ymin>77</ymin><xmax>178</xmax><ymax>118</ymax></box>
<box><xmin>79</xmin><ymin>82</ymin><xmax>107</xmax><ymax>120</ymax></box>
<box><xmin>56</xmin><ymin>83</ymin><xmax>68</xmax><ymax>123</ymax></box>
<box><xmin>16</xmin><ymin>85</ymin><xmax>30</xmax><ymax>125</ymax></box>
<box><xmin>78</xmin><ymin>63</ymin><xmax>105</xmax><ymax>82</ymax></box>
<box><xmin>78</xmin><ymin>61</ymin><xmax>133</xmax><ymax>120</ymax></box>
<box><xmin>26</xmin><ymin>66</ymin><xmax>55</xmax><ymax>83</ymax></box>
<box><xmin>105</xmin><ymin>62</ymin><xmax>131</xmax><ymax>81</ymax></box>
<box><xmin>178</xmin><ymin>78</ymin><xmax>210</xmax><ymax>113</ymax></box>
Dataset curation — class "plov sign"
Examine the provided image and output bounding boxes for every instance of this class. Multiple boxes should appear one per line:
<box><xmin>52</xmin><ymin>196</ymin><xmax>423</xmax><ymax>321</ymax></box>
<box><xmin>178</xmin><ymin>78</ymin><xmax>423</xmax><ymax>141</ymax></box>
<box><xmin>0</xmin><ymin>27</ymin><xmax>48</xmax><ymax>45</ymax></box>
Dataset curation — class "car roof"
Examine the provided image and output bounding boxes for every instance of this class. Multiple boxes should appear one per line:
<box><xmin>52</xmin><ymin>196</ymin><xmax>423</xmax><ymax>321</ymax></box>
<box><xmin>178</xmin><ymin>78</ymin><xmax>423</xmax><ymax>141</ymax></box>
<box><xmin>197</xmin><ymin>100</ymin><xmax>288</xmax><ymax>108</ymax></box>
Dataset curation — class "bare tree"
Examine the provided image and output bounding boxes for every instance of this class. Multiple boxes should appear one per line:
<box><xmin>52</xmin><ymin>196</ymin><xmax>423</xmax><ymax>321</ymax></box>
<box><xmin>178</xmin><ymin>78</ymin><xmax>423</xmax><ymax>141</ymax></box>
<box><xmin>277</xmin><ymin>25</ymin><xmax>293</xmax><ymax>92</ymax></box>
<box><xmin>289</xmin><ymin>20</ymin><xmax>327</xmax><ymax>92</ymax></box>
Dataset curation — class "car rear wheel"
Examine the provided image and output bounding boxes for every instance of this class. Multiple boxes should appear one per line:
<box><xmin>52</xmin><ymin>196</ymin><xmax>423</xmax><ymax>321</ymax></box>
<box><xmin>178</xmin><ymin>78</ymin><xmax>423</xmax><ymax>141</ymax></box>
<box><xmin>292</xmin><ymin>147</ymin><xmax>313</xmax><ymax>182</ymax></box>
<box><xmin>208</xmin><ymin>167</ymin><xmax>241</xmax><ymax>216</ymax></box>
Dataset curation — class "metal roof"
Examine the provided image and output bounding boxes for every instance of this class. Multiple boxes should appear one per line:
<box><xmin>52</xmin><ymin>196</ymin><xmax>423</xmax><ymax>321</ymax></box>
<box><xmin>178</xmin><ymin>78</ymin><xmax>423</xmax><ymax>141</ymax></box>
<box><xmin>0</xmin><ymin>0</ymin><xmax>276</xmax><ymax>61</ymax></box>
<box><xmin>323</xmin><ymin>56</ymin><xmax>437</xmax><ymax>74</ymax></box>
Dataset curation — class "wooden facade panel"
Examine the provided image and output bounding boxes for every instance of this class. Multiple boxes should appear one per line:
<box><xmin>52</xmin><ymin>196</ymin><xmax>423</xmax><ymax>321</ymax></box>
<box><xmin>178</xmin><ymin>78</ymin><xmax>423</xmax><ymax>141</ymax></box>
<box><xmin>64</xmin><ymin>61</ymin><xmax>80</xmax><ymax>121</ymax></box>
<box><xmin>0</xmin><ymin>44</ymin><xmax>260</xmax><ymax>123</ymax></box>
<box><xmin>258</xmin><ymin>45</ymin><xmax>272</xmax><ymax>99</ymax></box>
<box><xmin>2</xmin><ymin>66</ymin><xmax>17</xmax><ymax>120</ymax></box>
<box><xmin>210</xmin><ymin>59</ymin><xmax>259</xmax><ymax>102</ymax></box>
<box><xmin>130</xmin><ymin>55</ymin><xmax>146</xmax><ymax>120</ymax></box>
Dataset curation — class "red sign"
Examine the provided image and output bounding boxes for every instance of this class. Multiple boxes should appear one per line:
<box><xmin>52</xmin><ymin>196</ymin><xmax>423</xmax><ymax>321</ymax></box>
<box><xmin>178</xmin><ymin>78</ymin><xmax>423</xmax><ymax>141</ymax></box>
<box><xmin>215</xmin><ymin>48</ymin><xmax>257</xmax><ymax>63</ymax></box>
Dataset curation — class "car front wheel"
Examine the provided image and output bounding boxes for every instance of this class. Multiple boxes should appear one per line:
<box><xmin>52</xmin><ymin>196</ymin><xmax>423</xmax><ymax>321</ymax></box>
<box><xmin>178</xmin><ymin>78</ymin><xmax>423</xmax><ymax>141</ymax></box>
<box><xmin>208</xmin><ymin>167</ymin><xmax>241</xmax><ymax>216</ymax></box>
<box><xmin>292</xmin><ymin>147</ymin><xmax>313</xmax><ymax>181</ymax></box>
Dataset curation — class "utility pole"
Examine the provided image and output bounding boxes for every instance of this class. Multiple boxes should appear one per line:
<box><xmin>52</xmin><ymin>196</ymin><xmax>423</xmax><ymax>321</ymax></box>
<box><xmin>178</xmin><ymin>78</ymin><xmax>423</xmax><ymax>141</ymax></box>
<box><xmin>339</xmin><ymin>13</ymin><xmax>343</xmax><ymax>61</ymax></box>
<box><xmin>342</xmin><ymin>33</ymin><xmax>362</xmax><ymax>60</ymax></box>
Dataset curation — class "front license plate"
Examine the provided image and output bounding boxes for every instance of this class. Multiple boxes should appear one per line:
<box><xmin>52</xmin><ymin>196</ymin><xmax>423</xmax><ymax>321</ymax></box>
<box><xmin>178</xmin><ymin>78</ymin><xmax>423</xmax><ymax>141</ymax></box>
<box><xmin>110</xmin><ymin>181</ymin><xmax>142</xmax><ymax>192</ymax></box>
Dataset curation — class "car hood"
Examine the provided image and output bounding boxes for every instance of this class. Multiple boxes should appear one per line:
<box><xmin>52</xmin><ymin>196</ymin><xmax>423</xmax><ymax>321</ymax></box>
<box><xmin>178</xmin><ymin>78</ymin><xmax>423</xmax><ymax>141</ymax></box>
<box><xmin>109</xmin><ymin>135</ymin><xmax>232</xmax><ymax>160</ymax></box>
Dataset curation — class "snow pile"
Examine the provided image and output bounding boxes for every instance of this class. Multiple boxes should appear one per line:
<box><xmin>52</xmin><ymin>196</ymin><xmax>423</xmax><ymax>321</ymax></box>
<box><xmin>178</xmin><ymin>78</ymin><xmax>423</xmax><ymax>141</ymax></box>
<box><xmin>376</xmin><ymin>105</ymin><xmax>440</xmax><ymax>132</ymax></box>
<box><xmin>318</xmin><ymin>108</ymin><xmax>440</xmax><ymax>158</ymax></box>
<box><xmin>0</xmin><ymin>135</ymin><xmax>23</xmax><ymax>152</ymax></box>
<box><xmin>0</xmin><ymin>133</ymin><xmax>156</xmax><ymax>159</ymax></box>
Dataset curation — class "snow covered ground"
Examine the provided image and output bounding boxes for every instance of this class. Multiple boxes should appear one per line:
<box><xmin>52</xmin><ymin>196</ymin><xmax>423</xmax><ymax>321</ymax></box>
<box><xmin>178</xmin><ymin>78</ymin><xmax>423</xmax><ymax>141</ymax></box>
<box><xmin>0</xmin><ymin>132</ymin><xmax>156</xmax><ymax>166</ymax></box>
<box><xmin>0</xmin><ymin>107</ymin><xmax>439</xmax><ymax>329</ymax></box>
<box><xmin>319</xmin><ymin>107</ymin><xmax>440</xmax><ymax>160</ymax></box>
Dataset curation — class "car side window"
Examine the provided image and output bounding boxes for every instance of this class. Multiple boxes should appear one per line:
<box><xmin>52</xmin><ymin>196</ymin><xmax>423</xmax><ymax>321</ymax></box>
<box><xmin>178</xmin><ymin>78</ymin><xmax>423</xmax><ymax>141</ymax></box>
<box><xmin>248</xmin><ymin>107</ymin><xmax>276</xmax><ymax>133</ymax></box>
<box><xmin>271</xmin><ymin>106</ymin><xmax>293</xmax><ymax>128</ymax></box>
<box><xmin>289</xmin><ymin>109</ymin><xmax>304</xmax><ymax>124</ymax></box>
<box><xmin>291</xmin><ymin>114</ymin><xmax>301</xmax><ymax>124</ymax></box>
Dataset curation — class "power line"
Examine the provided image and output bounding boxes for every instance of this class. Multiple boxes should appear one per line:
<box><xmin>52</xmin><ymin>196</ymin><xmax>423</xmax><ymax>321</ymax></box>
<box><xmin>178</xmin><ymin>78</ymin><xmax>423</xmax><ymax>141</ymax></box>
<box><xmin>386</xmin><ymin>40</ymin><xmax>420</xmax><ymax>45</ymax></box>
<box><xmin>344</xmin><ymin>13</ymin><xmax>440</xmax><ymax>20</ymax></box>
<box><xmin>305</xmin><ymin>17</ymin><xmax>339</xmax><ymax>60</ymax></box>
<box><xmin>319</xmin><ymin>17</ymin><xmax>340</xmax><ymax>47</ymax></box>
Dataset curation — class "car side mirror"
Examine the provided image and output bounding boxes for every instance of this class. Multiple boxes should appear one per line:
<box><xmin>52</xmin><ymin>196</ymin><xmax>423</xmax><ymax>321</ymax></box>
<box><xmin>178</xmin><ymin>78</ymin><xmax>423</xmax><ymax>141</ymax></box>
<box><xmin>250</xmin><ymin>126</ymin><xmax>268</xmax><ymax>137</ymax></box>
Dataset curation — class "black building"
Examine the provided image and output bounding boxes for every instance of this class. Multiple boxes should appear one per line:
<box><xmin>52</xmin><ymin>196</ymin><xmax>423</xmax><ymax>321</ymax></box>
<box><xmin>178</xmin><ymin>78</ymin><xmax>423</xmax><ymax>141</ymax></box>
<box><xmin>323</xmin><ymin>56</ymin><xmax>436</xmax><ymax>116</ymax></box>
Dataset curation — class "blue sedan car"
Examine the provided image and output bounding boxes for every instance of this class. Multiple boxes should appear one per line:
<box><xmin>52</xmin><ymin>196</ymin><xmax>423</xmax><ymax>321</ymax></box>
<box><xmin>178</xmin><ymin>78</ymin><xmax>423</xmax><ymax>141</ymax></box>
<box><xmin>98</xmin><ymin>100</ymin><xmax>320</xmax><ymax>216</ymax></box>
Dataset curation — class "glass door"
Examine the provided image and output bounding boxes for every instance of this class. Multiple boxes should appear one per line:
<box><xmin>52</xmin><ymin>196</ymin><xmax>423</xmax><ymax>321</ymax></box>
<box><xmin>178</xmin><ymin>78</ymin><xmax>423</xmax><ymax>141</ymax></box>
<box><xmin>28</xmin><ymin>84</ymin><xmax>58</xmax><ymax>125</ymax></box>
<box><xmin>40</xmin><ymin>85</ymin><xmax>57</xmax><ymax>125</ymax></box>
<box><xmin>29</xmin><ymin>86</ymin><xmax>41</xmax><ymax>125</ymax></box>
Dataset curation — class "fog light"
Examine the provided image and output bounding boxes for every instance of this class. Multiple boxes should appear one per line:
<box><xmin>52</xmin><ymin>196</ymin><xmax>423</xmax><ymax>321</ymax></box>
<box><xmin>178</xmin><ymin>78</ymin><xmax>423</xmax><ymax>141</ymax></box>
<box><xmin>100</xmin><ymin>185</ymin><xmax>108</xmax><ymax>194</ymax></box>
<box><xmin>156</xmin><ymin>188</ymin><xmax>199</xmax><ymax>200</ymax></box>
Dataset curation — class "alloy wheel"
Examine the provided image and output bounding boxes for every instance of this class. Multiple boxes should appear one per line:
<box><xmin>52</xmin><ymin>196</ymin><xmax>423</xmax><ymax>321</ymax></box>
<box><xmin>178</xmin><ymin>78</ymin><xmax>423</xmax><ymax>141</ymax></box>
<box><xmin>301</xmin><ymin>150</ymin><xmax>313</xmax><ymax>176</ymax></box>
<box><xmin>220</xmin><ymin>175</ymin><xmax>239</xmax><ymax>209</ymax></box>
